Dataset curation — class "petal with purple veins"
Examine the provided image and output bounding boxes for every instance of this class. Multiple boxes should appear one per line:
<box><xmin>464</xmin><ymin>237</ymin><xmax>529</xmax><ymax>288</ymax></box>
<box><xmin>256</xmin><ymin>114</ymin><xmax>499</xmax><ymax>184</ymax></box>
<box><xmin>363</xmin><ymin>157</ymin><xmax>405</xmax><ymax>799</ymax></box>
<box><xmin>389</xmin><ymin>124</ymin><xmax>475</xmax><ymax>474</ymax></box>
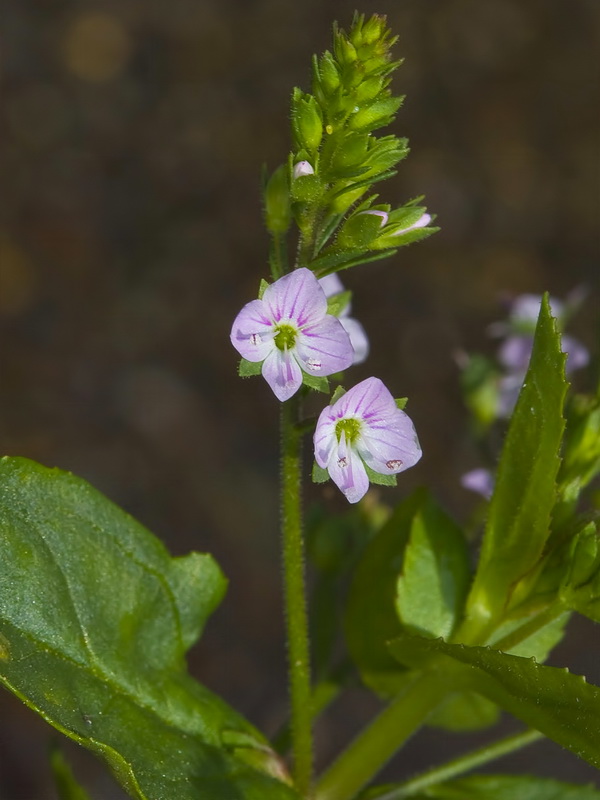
<box><xmin>340</xmin><ymin>317</ymin><xmax>369</xmax><ymax>364</ymax></box>
<box><xmin>230</xmin><ymin>299</ymin><xmax>275</xmax><ymax>362</ymax></box>
<box><xmin>262</xmin><ymin>347</ymin><xmax>303</xmax><ymax>402</ymax></box>
<box><xmin>360</xmin><ymin>409</ymin><xmax>422</xmax><ymax>474</ymax></box>
<box><xmin>262</xmin><ymin>267</ymin><xmax>327</xmax><ymax>327</ymax></box>
<box><xmin>296</xmin><ymin>316</ymin><xmax>354</xmax><ymax>376</ymax></box>
<box><xmin>327</xmin><ymin>441</ymin><xmax>370</xmax><ymax>504</ymax></box>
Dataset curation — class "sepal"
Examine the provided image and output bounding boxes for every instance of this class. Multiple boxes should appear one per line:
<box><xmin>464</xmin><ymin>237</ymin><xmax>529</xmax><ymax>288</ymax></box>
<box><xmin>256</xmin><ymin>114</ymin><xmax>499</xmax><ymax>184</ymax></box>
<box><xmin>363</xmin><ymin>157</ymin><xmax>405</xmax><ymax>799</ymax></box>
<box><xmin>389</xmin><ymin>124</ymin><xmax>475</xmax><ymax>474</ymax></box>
<box><xmin>239</xmin><ymin>358</ymin><xmax>263</xmax><ymax>377</ymax></box>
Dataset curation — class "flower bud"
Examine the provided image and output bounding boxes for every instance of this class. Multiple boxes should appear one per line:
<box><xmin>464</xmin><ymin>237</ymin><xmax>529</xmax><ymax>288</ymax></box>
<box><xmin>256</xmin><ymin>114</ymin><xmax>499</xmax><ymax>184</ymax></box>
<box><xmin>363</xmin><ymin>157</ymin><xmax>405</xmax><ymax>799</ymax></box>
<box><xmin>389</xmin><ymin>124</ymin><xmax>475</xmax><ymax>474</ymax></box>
<box><xmin>293</xmin><ymin>160</ymin><xmax>314</xmax><ymax>179</ymax></box>
<box><xmin>349</xmin><ymin>95</ymin><xmax>404</xmax><ymax>133</ymax></box>
<box><xmin>316</xmin><ymin>51</ymin><xmax>340</xmax><ymax>96</ymax></box>
<box><xmin>336</xmin><ymin>209</ymin><xmax>388</xmax><ymax>248</ymax></box>
<box><xmin>291</xmin><ymin>90</ymin><xmax>323</xmax><ymax>154</ymax></box>
<box><xmin>333</xmin><ymin>32</ymin><xmax>357</xmax><ymax>67</ymax></box>
<box><xmin>264</xmin><ymin>164</ymin><xmax>291</xmax><ymax>234</ymax></box>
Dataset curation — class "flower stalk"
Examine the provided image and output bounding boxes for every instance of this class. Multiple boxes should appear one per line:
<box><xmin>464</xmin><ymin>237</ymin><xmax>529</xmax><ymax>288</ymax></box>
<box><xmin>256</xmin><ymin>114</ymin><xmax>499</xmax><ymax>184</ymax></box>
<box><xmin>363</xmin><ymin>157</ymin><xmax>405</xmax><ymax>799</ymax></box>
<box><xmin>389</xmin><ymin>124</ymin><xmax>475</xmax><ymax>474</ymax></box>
<box><xmin>281</xmin><ymin>394</ymin><xmax>313</xmax><ymax>795</ymax></box>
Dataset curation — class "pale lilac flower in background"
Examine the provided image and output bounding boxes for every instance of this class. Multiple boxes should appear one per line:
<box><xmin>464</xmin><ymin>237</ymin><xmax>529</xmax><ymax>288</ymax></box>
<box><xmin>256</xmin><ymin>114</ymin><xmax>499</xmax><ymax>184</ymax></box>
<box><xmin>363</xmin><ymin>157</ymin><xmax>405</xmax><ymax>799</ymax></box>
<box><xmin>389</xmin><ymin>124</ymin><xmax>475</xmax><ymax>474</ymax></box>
<box><xmin>314</xmin><ymin>377</ymin><xmax>422</xmax><ymax>503</ymax></box>
<box><xmin>492</xmin><ymin>292</ymin><xmax>589</xmax><ymax>417</ymax></box>
<box><xmin>318</xmin><ymin>273</ymin><xmax>369</xmax><ymax>365</ymax></box>
<box><xmin>461</xmin><ymin>468</ymin><xmax>494</xmax><ymax>500</ymax></box>
<box><xmin>231</xmin><ymin>268</ymin><xmax>353</xmax><ymax>402</ymax></box>
<box><xmin>390</xmin><ymin>212</ymin><xmax>431</xmax><ymax>236</ymax></box>
<box><xmin>293</xmin><ymin>160</ymin><xmax>314</xmax><ymax>179</ymax></box>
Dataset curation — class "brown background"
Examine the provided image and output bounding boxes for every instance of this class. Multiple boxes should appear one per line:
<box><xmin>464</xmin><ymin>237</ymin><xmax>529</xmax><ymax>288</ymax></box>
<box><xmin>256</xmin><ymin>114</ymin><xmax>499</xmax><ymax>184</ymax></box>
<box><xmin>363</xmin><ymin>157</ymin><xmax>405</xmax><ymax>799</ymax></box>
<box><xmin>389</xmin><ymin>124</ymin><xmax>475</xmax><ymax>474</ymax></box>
<box><xmin>1</xmin><ymin>0</ymin><xmax>599</xmax><ymax>796</ymax></box>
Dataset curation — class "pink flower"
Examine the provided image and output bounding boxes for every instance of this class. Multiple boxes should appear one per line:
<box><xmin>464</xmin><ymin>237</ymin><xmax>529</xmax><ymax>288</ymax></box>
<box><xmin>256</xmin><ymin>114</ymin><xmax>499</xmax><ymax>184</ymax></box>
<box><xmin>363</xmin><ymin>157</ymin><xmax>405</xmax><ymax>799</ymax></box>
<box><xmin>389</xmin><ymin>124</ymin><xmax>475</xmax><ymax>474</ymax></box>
<box><xmin>314</xmin><ymin>377</ymin><xmax>422</xmax><ymax>503</ymax></box>
<box><xmin>318</xmin><ymin>273</ymin><xmax>369</xmax><ymax>365</ymax></box>
<box><xmin>231</xmin><ymin>268</ymin><xmax>354</xmax><ymax>401</ymax></box>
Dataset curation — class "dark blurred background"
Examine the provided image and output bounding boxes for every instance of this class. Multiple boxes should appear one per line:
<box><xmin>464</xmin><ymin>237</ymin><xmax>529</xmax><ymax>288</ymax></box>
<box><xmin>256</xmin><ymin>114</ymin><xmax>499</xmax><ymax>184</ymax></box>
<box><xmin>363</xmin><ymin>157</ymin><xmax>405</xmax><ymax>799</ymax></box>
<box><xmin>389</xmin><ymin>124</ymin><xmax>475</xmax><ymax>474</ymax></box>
<box><xmin>1</xmin><ymin>0</ymin><xmax>599</xmax><ymax>797</ymax></box>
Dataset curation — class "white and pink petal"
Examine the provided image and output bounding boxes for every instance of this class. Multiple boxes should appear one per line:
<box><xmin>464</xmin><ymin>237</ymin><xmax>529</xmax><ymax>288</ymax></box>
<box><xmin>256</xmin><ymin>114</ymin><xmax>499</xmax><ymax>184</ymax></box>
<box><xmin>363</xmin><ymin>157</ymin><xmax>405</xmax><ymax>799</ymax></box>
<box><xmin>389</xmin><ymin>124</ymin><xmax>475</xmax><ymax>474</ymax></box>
<box><xmin>295</xmin><ymin>316</ymin><xmax>354</xmax><ymax>376</ymax></box>
<box><xmin>262</xmin><ymin>268</ymin><xmax>327</xmax><ymax>328</ymax></box>
<box><xmin>262</xmin><ymin>347</ymin><xmax>303</xmax><ymax>402</ymax></box>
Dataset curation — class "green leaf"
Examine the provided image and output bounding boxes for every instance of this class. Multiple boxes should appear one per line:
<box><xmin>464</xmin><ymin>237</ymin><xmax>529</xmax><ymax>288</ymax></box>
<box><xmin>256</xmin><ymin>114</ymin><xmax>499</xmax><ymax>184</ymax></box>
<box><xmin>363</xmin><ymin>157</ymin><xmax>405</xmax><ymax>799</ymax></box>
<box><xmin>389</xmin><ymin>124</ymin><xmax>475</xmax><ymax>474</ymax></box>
<box><xmin>461</xmin><ymin>295</ymin><xmax>568</xmax><ymax>640</ymax></box>
<box><xmin>258</xmin><ymin>278</ymin><xmax>270</xmax><ymax>299</ymax></box>
<box><xmin>388</xmin><ymin>633</ymin><xmax>600</xmax><ymax>770</ymax></box>
<box><xmin>412</xmin><ymin>775</ymin><xmax>600</xmax><ymax>800</ymax></box>
<box><xmin>364</xmin><ymin>464</ymin><xmax>397</xmax><ymax>487</ymax></box>
<box><xmin>344</xmin><ymin>490</ymin><xmax>423</xmax><ymax>696</ymax></box>
<box><xmin>312</xmin><ymin>462</ymin><xmax>330</xmax><ymax>483</ymax></box>
<box><xmin>51</xmin><ymin>749</ymin><xmax>93</xmax><ymax>800</ymax></box>
<box><xmin>426</xmin><ymin>691</ymin><xmax>500</xmax><ymax>732</ymax></box>
<box><xmin>330</xmin><ymin>385</ymin><xmax>347</xmax><ymax>404</ymax></box>
<box><xmin>560</xmin><ymin>521</ymin><xmax>600</xmax><ymax>622</ymax></box>
<box><xmin>302</xmin><ymin>372</ymin><xmax>330</xmax><ymax>393</ymax></box>
<box><xmin>396</xmin><ymin>495</ymin><xmax>470</xmax><ymax>640</ymax></box>
<box><xmin>239</xmin><ymin>358</ymin><xmax>263</xmax><ymax>377</ymax></box>
<box><xmin>0</xmin><ymin>457</ymin><xmax>297</xmax><ymax>800</ymax></box>
<box><xmin>326</xmin><ymin>290</ymin><xmax>352</xmax><ymax>317</ymax></box>
<box><xmin>314</xmin><ymin>248</ymin><xmax>399</xmax><ymax>279</ymax></box>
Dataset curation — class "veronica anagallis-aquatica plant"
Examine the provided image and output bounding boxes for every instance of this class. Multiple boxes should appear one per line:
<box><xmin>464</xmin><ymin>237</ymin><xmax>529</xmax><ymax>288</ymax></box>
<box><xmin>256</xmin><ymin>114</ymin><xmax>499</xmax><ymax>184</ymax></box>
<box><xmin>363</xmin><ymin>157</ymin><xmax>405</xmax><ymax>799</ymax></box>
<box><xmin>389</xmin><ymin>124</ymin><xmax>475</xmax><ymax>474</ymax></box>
<box><xmin>1</xmin><ymin>12</ymin><xmax>599</xmax><ymax>800</ymax></box>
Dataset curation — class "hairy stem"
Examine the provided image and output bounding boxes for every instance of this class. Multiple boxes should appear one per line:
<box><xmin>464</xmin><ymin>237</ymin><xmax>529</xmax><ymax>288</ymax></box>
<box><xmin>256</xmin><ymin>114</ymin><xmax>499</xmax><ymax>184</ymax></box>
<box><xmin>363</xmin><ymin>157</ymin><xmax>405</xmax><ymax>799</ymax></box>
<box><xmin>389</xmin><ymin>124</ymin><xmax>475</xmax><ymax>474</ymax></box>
<box><xmin>281</xmin><ymin>395</ymin><xmax>313</xmax><ymax>795</ymax></box>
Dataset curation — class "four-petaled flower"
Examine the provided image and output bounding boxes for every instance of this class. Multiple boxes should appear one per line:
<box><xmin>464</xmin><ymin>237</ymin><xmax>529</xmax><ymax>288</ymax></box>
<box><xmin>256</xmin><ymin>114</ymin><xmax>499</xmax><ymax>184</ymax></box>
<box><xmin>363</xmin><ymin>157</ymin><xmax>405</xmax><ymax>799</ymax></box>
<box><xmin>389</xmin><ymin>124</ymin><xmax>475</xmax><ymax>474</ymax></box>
<box><xmin>230</xmin><ymin>268</ymin><xmax>354</xmax><ymax>402</ymax></box>
<box><xmin>318</xmin><ymin>273</ymin><xmax>369</xmax><ymax>365</ymax></box>
<box><xmin>314</xmin><ymin>377</ymin><xmax>422</xmax><ymax>503</ymax></box>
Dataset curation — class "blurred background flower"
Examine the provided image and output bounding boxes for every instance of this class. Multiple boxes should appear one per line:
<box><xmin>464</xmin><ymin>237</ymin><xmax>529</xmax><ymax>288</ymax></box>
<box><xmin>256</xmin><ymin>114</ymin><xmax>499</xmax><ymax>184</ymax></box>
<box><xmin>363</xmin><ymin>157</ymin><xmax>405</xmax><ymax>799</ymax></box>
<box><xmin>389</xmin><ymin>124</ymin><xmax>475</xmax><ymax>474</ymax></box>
<box><xmin>1</xmin><ymin>0</ymin><xmax>598</xmax><ymax>795</ymax></box>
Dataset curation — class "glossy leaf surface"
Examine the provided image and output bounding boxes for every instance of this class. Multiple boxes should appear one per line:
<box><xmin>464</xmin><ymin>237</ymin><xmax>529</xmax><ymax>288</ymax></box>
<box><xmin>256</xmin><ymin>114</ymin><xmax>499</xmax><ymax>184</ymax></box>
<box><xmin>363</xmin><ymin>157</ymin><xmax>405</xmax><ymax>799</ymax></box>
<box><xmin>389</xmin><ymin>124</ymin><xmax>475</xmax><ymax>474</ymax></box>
<box><xmin>463</xmin><ymin>296</ymin><xmax>568</xmax><ymax>638</ymax></box>
<box><xmin>389</xmin><ymin>633</ymin><xmax>600</xmax><ymax>769</ymax></box>
<box><xmin>0</xmin><ymin>457</ymin><xmax>297</xmax><ymax>800</ymax></box>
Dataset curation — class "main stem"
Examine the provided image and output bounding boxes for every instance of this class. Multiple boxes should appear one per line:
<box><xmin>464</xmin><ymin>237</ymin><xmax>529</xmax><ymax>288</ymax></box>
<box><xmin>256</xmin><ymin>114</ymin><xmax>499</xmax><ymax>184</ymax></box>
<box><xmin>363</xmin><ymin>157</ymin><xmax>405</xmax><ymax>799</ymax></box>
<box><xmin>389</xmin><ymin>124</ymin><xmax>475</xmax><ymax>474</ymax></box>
<box><xmin>316</xmin><ymin>670</ymin><xmax>449</xmax><ymax>800</ymax></box>
<box><xmin>281</xmin><ymin>395</ymin><xmax>313</xmax><ymax>796</ymax></box>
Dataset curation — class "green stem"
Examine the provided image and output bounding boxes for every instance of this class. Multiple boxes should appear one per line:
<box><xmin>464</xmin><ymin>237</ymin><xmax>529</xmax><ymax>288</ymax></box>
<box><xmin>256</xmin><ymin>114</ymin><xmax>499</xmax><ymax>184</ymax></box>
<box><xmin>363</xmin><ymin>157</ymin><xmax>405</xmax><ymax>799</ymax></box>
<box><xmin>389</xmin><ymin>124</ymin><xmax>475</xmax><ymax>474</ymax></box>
<box><xmin>316</xmin><ymin>671</ymin><xmax>449</xmax><ymax>800</ymax></box>
<box><xmin>363</xmin><ymin>728</ymin><xmax>544</xmax><ymax>800</ymax></box>
<box><xmin>281</xmin><ymin>396</ymin><xmax>313</xmax><ymax>796</ymax></box>
<box><xmin>491</xmin><ymin>603</ymin><xmax>566</xmax><ymax>653</ymax></box>
<box><xmin>270</xmin><ymin>232</ymin><xmax>288</xmax><ymax>280</ymax></box>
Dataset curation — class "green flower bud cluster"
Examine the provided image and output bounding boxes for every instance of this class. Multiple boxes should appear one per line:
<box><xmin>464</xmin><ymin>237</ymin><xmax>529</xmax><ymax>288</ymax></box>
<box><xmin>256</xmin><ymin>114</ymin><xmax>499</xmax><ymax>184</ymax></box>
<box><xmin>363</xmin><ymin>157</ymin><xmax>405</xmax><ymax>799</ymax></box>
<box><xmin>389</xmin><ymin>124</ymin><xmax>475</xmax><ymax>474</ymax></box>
<box><xmin>262</xmin><ymin>13</ymin><xmax>437</xmax><ymax>281</ymax></box>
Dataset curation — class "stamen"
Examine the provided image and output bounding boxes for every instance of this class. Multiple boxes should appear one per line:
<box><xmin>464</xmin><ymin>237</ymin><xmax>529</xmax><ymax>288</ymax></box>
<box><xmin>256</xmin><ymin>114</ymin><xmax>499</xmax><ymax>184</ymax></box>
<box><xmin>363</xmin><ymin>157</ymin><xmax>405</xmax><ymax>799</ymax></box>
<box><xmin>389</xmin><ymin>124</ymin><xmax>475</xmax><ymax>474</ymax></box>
<box><xmin>306</xmin><ymin>358</ymin><xmax>322</xmax><ymax>371</ymax></box>
<box><xmin>386</xmin><ymin>459</ymin><xmax>403</xmax><ymax>469</ymax></box>
<box><xmin>337</xmin><ymin>456</ymin><xmax>348</xmax><ymax>469</ymax></box>
<box><xmin>250</xmin><ymin>333</ymin><xmax>261</xmax><ymax>346</ymax></box>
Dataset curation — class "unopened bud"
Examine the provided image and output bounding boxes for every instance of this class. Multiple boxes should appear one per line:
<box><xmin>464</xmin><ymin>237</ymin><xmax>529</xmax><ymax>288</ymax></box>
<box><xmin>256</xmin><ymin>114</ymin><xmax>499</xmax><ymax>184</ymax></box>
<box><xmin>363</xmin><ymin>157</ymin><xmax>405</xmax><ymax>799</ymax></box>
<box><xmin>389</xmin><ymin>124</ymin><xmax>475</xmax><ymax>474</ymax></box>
<box><xmin>390</xmin><ymin>213</ymin><xmax>431</xmax><ymax>235</ymax></box>
<box><xmin>293</xmin><ymin>161</ymin><xmax>314</xmax><ymax>179</ymax></box>
<box><xmin>291</xmin><ymin>90</ymin><xmax>323</xmax><ymax>154</ymax></box>
<box><xmin>357</xmin><ymin>209</ymin><xmax>389</xmax><ymax>227</ymax></box>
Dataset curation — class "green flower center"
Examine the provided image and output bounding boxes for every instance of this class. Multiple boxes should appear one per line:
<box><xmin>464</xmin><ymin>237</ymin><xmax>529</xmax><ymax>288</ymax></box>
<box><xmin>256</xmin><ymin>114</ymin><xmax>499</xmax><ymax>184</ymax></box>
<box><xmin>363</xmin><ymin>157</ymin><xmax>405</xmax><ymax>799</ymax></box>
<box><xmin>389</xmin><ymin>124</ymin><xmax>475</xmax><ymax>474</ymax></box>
<box><xmin>335</xmin><ymin>417</ymin><xmax>363</xmax><ymax>445</ymax></box>
<box><xmin>274</xmin><ymin>323</ymin><xmax>297</xmax><ymax>351</ymax></box>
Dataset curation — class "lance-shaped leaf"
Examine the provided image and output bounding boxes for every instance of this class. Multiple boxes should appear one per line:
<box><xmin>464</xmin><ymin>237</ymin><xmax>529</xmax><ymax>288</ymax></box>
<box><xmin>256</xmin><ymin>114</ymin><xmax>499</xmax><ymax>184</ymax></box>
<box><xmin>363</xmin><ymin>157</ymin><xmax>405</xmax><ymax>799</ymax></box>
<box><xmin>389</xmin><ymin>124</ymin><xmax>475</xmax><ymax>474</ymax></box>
<box><xmin>0</xmin><ymin>457</ymin><xmax>297</xmax><ymax>800</ymax></box>
<box><xmin>388</xmin><ymin>633</ymin><xmax>600</xmax><ymax>770</ymax></box>
<box><xmin>461</xmin><ymin>295</ymin><xmax>568</xmax><ymax>640</ymax></box>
